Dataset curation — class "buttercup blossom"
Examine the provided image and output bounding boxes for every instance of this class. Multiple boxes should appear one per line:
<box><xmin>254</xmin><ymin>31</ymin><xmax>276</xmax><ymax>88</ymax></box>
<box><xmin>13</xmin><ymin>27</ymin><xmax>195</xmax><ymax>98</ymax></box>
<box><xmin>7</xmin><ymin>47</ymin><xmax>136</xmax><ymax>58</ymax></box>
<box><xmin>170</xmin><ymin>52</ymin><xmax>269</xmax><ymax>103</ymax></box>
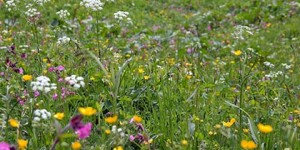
<box><xmin>222</xmin><ymin>118</ymin><xmax>236</xmax><ymax>127</ymax></box>
<box><xmin>105</xmin><ymin>115</ymin><xmax>118</xmax><ymax>124</ymax></box>
<box><xmin>78</xmin><ymin>107</ymin><xmax>96</xmax><ymax>116</ymax></box>
<box><xmin>241</xmin><ymin>140</ymin><xmax>257</xmax><ymax>149</ymax></box>
<box><xmin>22</xmin><ymin>75</ymin><xmax>32</xmax><ymax>81</ymax></box>
<box><xmin>71</xmin><ymin>141</ymin><xmax>81</xmax><ymax>150</ymax></box>
<box><xmin>8</xmin><ymin>118</ymin><xmax>19</xmax><ymax>128</ymax></box>
<box><xmin>17</xmin><ymin>139</ymin><xmax>28</xmax><ymax>150</ymax></box>
<box><xmin>54</xmin><ymin>113</ymin><xmax>64</xmax><ymax>120</ymax></box>
<box><xmin>257</xmin><ymin>123</ymin><xmax>273</xmax><ymax>133</ymax></box>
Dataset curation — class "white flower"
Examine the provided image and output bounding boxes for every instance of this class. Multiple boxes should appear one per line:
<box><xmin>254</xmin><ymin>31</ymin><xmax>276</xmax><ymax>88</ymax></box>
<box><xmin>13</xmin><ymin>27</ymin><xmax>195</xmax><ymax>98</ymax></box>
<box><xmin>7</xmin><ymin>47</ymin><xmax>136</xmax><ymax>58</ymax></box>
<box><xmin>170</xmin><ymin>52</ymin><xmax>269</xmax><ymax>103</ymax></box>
<box><xmin>57</xmin><ymin>36</ymin><xmax>70</xmax><ymax>44</ymax></box>
<box><xmin>65</xmin><ymin>75</ymin><xmax>85</xmax><ymax>89</ymax></box>
<box><xmin>282</xmin><ymin>63</ymin><xmax>292</xmax><ymax>69</ymax></box>
<box><xmin>263</xmin><ymin>61</ymin><xmax>275</xmax><ymax>68</ymax></box>
<box><xmin>114</xmin><ymin>11</ymin><xmax>132</xmax><ymax>24</ymax></box>
<box><xmin>31</xmin><ymin>76</ymin><xmax>56</xmax><ymax>93</ymax></box>
<box><xmin>5</xmin><ymin>0</ymin><xmax>17</xmax><ymax>12</ymax></box>
<box><xmin>56</xmin><ymin>10</ymin><xmax>70</xmax><ymax>19</ymax></box>
<box><xmin>33</xmin><ymin>0</ymin><xmax>50</xmax><ymax>5</ymax></box>
<box><xmin>80</xmin><ymin>0</ymin><xmax>104</xmax><ymax>11</ymax></box>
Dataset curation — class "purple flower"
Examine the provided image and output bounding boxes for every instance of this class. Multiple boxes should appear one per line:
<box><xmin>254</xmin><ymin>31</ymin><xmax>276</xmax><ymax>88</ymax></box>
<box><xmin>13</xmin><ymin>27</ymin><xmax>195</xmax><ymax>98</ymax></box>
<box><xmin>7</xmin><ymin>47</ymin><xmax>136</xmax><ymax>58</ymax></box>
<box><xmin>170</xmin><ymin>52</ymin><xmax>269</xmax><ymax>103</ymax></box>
<box><xmin>76</xmin><ymin>123</ymin><xmax>92</xmax><ymax>139</ymax></box>
<box><xmin>34</xmin><ymin>91</ymin><xmax>40</xmax><ymax>97</ymax></box>
<box><xmin>20</xmin><ymin>53</ymin><xmax>27</xmax><ymax>59</ymax></box>
<box><xmin>52</xmin><ymin>93</ymin><xmax>58</xmax><ymax>100</ymax></box>
<box><xmin>0</xmin><ymin>142</ymin><xmax>10</xmax><ymax>150</ymax></box>
<box><xmin>70</xmin><ymin>115</ymin><xmax>84</xmax><ymax>130</ymax></box>
<box><xmin>129</xmin><ymin>135</ymin><xmax>135</xmax><ymax>142</ymax></box>
<box><xmin>48</xmin><ymin>67</ymin><xmax>55</xmax><ymax>72</ymax></box>
<box><xmin>136</xmin><ymin>123</ymin><xmax>144</xmax><ymax>131</ymax></box>
<box><xmin>56</xmin><ymin>65</ymin><xmax>64</xmax><ymax>71</ymax></box>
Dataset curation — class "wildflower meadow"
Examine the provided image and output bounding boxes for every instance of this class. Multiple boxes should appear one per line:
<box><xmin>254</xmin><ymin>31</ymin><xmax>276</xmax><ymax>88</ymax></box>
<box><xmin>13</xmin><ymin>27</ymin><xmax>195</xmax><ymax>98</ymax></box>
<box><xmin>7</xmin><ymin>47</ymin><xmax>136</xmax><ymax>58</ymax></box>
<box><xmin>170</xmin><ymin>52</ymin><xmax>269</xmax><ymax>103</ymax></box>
<box><xmin>1</xmin><ymin>0</ymin><xmax>300</xmax><ymax>149</ymax></box>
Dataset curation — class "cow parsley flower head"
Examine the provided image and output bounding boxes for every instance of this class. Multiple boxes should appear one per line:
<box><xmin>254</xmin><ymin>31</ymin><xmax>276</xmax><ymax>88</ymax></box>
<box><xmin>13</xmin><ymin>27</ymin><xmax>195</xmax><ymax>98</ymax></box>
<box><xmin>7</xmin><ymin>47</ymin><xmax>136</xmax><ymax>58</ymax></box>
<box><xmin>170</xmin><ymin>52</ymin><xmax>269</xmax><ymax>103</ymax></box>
<box><xmin>33</xmin><ymin>0</ymin><xmax>50</xmax><ymax>6</ymax></box>
<box><xmin>80</xmin><ymin>0</ymin><xmax>104</xmax><ymax>11</ymax></box>
<box><xmin>56</xmin><ymin>10</ymin><xmax>70</xmax><ymax>19</ymax></box>
<box><xmin>5</xmin><ymin>0</ymin><xmax>17</xmax><ymax>12</ymax></box>
<box><xmin>114</xmin><ymin>11</ymin><xmax>132</xmax><ymax>24</ymax></box>
<box><xmin>57</xmin><ymin>36</ymin><xmax>70</xmax><ymax>44</ymax></box>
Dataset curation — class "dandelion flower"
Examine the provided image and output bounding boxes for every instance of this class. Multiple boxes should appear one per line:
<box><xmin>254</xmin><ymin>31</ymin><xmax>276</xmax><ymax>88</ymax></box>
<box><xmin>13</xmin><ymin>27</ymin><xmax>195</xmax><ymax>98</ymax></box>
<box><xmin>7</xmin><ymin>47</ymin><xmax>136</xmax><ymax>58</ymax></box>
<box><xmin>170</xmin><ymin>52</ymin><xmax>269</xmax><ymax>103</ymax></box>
<box><xmin>54</xmin><ymin>112</ymin><xmax>65</xmax><ymax>120</ymax></box>
<box><xmin>138</xmin><ymin>68</ymin><xmax>144</xmax><ymax>74</ymax></box>
<box><xmin>144</xmin><ymin>75</ymin><xmax>150</xmax><ymax>80</ymax></box>
<box><xmin>105</xmin><ymin>115</ymin><xmax>118</xmax><ymax>124</ymax></box>
<box><xmin>78</xmin><ymin>107</ymin><xmax>96</xmax><ymax>116</ymax></box>
<box><xmin>71</xmin><ymin>141</ymin><xmax>81</xmax><ymax>150</ymax></box>
<box><xmin>8</xmin><ymin>119</ymin><xmax>19</xmax><ymax>128</ymax></box>
<box><xmin>17</xmin><ymin>139</ymin><xmax>28</xmax><ymax>150</ymax></box>
<box><xmin>233</xmin><ymin>50</ymin><xmax>242</xmax><ymax>56</ymax></box>
<box><xmin>241</xmin><ymin>140</ymin><xmax>257</xmax><ymax>149</ymax></box>
<box><xmin>222</xmin><ymin>118</ymin><xmax>236</xmax><ymax>127</ymax></box>
<box><xmin>257</xmin><ymin>123</ymin><xmax>273</xmax><ymax>133</ymax></box>
<box><xmin>22</xmin><ymin>75</ymin><xmax>32</xmax><ymax>81</ymax></box>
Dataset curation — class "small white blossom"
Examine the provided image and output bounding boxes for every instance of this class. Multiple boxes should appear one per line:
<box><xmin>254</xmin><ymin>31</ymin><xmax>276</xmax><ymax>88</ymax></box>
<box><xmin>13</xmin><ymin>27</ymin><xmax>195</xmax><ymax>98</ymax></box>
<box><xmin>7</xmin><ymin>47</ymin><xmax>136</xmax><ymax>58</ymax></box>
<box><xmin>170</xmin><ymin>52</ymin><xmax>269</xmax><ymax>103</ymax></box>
<box><xmin>5</xmin><ymin>0</ymin><xmax>17</xmax><ymax>12</ymax></box>
<box><xmin>263</xmin><ymin>61</ymin><xmax>275</xmax><ymax>68</ymax></box>
<box><xmin>282</xmin><ymin>63</ymin><xmax>292</xmax><ymax>69</ymax></box>
<box><xmin>33</xmin><ymin>109</ymin><xmax>51</xmax><ymax>122</ymax></box>
<box><xmin>65</xmin><ymin>75</ymin><xmax>85</xmax><ymax>89</ymax></box>
<box><xmin>114</xmin><ymin>11</ymin><xmax>132</xmax><ymax>24</ymax></box>
<box><xmin>57</xmin><ymin>36</ymin><xmax>70</xmax><ymax>44</ymax></box>
<box><xmin>56</xmin><ymin>10</ymin><xmax>70</xmax><ymax>19</ymax></box>
<box><xmin>80</xmin><ymin>0</ymin><xmax>104</xmax><ymax>11</ymax></box>
<box><xmin>33</xmin><ymin>0</ymin><xmax>50</xmax><ymax>5</ymax></box>
<box><xmin>31</xmin><ymin>76</ymin><xmax>56</xmax><ymax>93</ymax></box>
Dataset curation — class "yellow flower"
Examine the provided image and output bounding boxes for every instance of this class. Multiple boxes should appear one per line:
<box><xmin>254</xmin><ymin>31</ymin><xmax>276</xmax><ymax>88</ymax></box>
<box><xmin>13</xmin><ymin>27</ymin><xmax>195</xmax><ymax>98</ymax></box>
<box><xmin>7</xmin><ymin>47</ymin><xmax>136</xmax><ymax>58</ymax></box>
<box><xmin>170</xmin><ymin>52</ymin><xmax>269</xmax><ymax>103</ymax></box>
<box><xmin>144</xmin><ymin>75</ymin><xmax>150</xmax><ymax>80</ymax></box>
<box><xmin>132</xmin><ymin>115</ymin><xmax>142</xmax><ymax>123</ymax></box>
<box><xmin>222</xmin><ymin>118</ymin><xmax>236</xmax><ymax>127</ymax></box>
<box><xmin>54</xmin><ymin>113</ymin><xmax>64</xmax><ymax>120</ymax></box>
<box><xmin>105</xmin><ymin>115</ymin><xmax>118</xmax><ymax>124</ymax></box>
<box><xmin>186</xmin><ymin>75</ymin><xmax>192</xmax><ymax>79</ymax></box>
<box><xmin>78</xmin><ymin>107</ymin><xmax>97</xmax><ymax>116</ymax></box>
<box><xmin>17</xmin><ymin>139</ymin><xmax>28</xmax><ymax>150</ymax></box>
<box><xmin>241</xmin><ymin>140</ymin><xmax>257</xmax><ymax>149</ymax></box>
<box><xmin>42</xmin><ymin>58</ymin><xmax>48</xmax><ymax>63</ymax></box>
<box><xmin>113</xmin><ymin>146</ymin><xmax>123</xmax><ymax>150</ymax></box>
<box><xmin>22</xmin><ymin>75</ymin><xmax>32</xmax><ymax>81</ymax></box>
<box><xmin>72</xmin><ymin>141</ymin><xmax>81</xmax><ymax>150</ymax></box>
<box><xmin>105</xmin><ymin>129</ymin><xmax>111</xmax><ymax>134</ymax></box>
<box><xmin>243</xmin><ymin>129</ymin><xmax>249</xmax><ymax>133</ymax></box>
<box><xmin>233</xmin><ymin>50</ymin><xmax>242</xmax><ymax>56</ymax></box>
<box><xmin>138</xmin><ymin>68</ymin><xmax>145</xmax><ymax>74</ymax></box>
<box><xmin>8</xmin><ymin>119</ymin><xmax>19</xmax><ymax>128</ymax></box>
<box><xmin>257</xmin><ymin>123</ymin><xmax>273</xmax><ymax>133</ymax></box>
<box><xmin>214</xmin><ymin>124</ymin><xmax>221</xmax><ymax>129</ymax></box>
<box><xmin>181</xmin><ymin>139</ymin><xmax>188</xmax><ymax>146</ymax></box>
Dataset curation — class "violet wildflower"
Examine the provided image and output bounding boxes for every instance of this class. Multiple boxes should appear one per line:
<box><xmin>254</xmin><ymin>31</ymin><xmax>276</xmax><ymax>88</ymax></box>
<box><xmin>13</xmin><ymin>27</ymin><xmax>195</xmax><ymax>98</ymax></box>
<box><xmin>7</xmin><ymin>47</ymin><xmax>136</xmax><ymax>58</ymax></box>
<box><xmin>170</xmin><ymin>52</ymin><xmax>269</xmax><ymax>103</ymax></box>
<box><xmin>52</xmin><ymin>93</ymin><xmax>58</xmax><ymax>100</ymax></box>
<box><xmin>56</xmin><ymin>65</ymin><xmax>64</xmax><ymax>71</ymax></box>
<box><xmin>0</xmin><ymin>142</ymin><xmax>10</xmax><ymax>150</ymax></box>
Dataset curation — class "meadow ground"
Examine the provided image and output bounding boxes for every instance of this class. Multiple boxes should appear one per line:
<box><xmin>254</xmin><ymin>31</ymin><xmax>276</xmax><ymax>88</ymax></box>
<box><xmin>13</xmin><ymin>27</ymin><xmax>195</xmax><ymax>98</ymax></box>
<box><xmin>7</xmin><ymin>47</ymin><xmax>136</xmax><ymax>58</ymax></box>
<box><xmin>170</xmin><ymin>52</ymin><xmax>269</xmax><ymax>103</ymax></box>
<box><xmin>0</xmin><ymin>0</ymin><xmax>300</xmax><ymax>149</ymax></box>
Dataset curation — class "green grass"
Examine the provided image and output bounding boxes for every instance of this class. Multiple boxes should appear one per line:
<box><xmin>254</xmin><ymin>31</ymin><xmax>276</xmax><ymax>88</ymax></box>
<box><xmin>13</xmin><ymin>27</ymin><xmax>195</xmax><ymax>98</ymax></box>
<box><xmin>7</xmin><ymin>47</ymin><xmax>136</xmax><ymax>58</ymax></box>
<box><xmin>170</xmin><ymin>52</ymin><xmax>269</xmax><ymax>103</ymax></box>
<box><xmin>0</xmin><ymin>0</ymin><xmax>300</xmax><ymax>149</ymax></box>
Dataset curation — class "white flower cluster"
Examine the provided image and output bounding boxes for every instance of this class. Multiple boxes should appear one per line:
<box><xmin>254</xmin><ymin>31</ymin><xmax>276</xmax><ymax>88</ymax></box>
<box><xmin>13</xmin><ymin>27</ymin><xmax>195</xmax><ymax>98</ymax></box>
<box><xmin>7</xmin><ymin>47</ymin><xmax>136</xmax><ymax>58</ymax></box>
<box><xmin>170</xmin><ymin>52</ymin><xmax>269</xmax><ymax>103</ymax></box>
<box><xmin>263</xmin><ymin>61</ymin><xmax>275</xmax><ymax>68</ymax></box>
<box><xmin>33</xmin><ymin>109</ymin><xmax>51</xmax><ymax>122</ymax></box>
<box><xmin>25</xmin><ymin>5</ymin><xmax>40</xmax><ymax>18</ymax></box>
<box><xmin>33</xmin><ymin>0</ymin><xmax>50</xmax><ymax>6</ymax></box>
<box><xmin>56</xmin><ymin>10</ymin><xmax>70</xmax><ymax>19</ymax></box>
<box><xmin>112</xmin><ymin>125</ymin><xmax>125</xmax><ymax>137</ymax></box>
<box><xmin>265</xmin><ymin>71</ymin><xmax>283</xmax><ymax>78</ymax></box>
<box><xmin>114</xmin><ymin>11</ymin><xmax>132</xmax><ymax>24</ymax></box>
<box><xmin>57</xmin><ymin>36</ymin><xmax>70</xmax><ymax>44</ymax></box>
<box><xmin>65</xmin><ymin>75</ymin><xmax>85</xmax><ymax>89</ymax></box>
<box><xmin>80</xmin><ymin>0</ymin><xmax>104</xmax><ymax>11</ymax></box>
<box><xmin>282</xmin><ymin>63</ymin><xmax>292</xmax><ymax>69</ymax></box>
<box><xmin>31</xmin><ymin>76</ymin><xmax>57</xmax><ymax>93</ymax></box>
<box><xmin>232</xmin><ymin>25</ymin><xmax>254</xmax><ymax>40</ymax></box>
<box><xmin>5</xmin><ymin>0</ymin><xmax>17</xmax><ymax>12</ymax></box>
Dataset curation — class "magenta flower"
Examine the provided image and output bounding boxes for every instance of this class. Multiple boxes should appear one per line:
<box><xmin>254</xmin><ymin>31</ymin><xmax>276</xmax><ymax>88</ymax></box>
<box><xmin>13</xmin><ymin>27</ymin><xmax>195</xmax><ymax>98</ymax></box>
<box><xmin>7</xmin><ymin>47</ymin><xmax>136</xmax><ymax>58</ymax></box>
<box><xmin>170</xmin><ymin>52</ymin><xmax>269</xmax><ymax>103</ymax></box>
<box><xmin>34</xmin><ymin>91</ymin><xmax>40</xmax><ymax>97</ymax></box>
<box><xmin>56</xmin><ymin>65</ymin><xmax>64</xmax><ymax>71</ymax></box>
<box><xmin>76</xmin><ymin>123</ymin><xmax>92</xmax><ymax>139</ymax></box>
<box><xmin>0</xmin><ymin>142</ymin><xmax>10</xmax><ymax>150</ymax></box>
<box><xmin>52</xmin><ymin>93</ymin><xmax>58</xmax><ymax>100</ymax></box>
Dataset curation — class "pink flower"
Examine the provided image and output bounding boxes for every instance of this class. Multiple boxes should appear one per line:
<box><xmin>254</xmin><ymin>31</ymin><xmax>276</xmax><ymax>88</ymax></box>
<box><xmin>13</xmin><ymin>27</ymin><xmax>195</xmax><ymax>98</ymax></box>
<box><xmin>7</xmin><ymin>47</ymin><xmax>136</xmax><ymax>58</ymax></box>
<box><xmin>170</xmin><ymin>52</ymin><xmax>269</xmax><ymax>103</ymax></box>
<box><xmin>52</xmin><ymin>93</ymin><xmax>58</xmax><ymax>100</ymax></box>
<box><xmin>76</xmin><ymin>123</ymin><xmax>92</xmax><ymax>139</ymax></box>
<box><xmin>129</xmin><ymin>135</ymin><xmax>135</xmax><ymax>142</ymax></box>
<box><xmin>0</xmin><ymin>142</ymin><xmax>10</xmax><ymax>150</ymax></box>
<box><xmin>34</xmin><ymin>91</ymin><xmax>40</xmax><ymax>97</ymax></box>
<box><xmin>56</xmin><ymin>65</ymin><xmax>64</xmax><ymax>71</ymax></box>
<box><xmin>48</xmin><ymin>67</ymin><xmax>55</xmax><ymax>72</ymax></box>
